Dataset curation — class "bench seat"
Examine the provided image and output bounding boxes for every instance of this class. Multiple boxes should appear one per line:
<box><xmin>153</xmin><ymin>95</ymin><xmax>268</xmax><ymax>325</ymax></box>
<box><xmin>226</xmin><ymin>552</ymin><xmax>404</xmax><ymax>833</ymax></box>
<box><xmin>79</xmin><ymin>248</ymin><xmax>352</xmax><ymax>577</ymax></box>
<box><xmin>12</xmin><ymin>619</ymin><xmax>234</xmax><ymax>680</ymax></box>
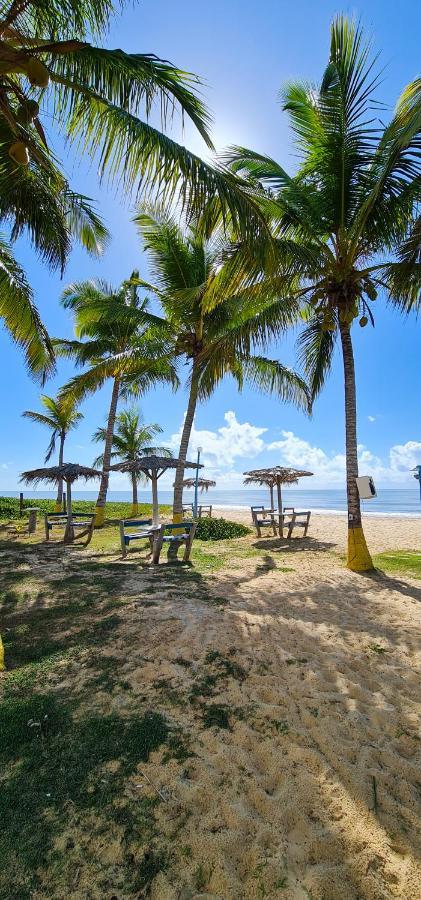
<box><xmin>120</xmin><ymin>519</ymin><xmax>154</xmax><ymax>556</ymax></box>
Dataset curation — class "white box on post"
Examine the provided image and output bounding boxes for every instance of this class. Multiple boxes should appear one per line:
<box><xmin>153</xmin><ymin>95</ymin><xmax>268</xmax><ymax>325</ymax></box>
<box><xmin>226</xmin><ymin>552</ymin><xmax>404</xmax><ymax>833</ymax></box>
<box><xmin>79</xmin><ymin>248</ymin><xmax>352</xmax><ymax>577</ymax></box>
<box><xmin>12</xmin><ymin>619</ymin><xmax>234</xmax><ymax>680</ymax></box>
<box><xmin>356</xmin><ymin>476</ymin><xmax>377</xmax><ymax>499</ymax></box>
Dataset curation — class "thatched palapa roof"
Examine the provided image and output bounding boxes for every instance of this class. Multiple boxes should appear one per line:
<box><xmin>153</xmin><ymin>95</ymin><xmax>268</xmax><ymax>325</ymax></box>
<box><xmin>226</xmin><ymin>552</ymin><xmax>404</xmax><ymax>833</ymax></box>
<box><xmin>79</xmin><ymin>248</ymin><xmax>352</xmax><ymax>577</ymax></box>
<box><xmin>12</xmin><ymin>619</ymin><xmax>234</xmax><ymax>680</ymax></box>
<box><xmin>181</xmin><ymin>477</ymin><xmax>216</xmax><ymax>492</ymax></box>
<box><xmin>108</xmin><ymin>455</ymin><xmax>203</xmax><ymax>475</ymax></box>
<box><xmin>243</xmin><ymin>466</ymin><xmax>313</xmax><ymax>486</ymax></box>
<box><xmin>20</xmin><ymin>463</ymin><xmax>102</xmax><ymax>485</ymax></box>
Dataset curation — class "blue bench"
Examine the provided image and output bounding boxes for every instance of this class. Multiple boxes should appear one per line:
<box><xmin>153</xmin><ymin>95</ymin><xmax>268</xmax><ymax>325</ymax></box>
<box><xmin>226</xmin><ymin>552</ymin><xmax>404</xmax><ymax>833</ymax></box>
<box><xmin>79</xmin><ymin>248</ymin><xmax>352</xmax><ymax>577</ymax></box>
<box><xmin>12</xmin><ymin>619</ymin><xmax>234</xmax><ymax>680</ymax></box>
<box><xmin>250</xmin><ymin>506</ymin><xmax>277</xmax><ymax>537</ymax></box>
<box><xmin>119</xmin><ymin>518</ymin><xmax>154</xmax><ymax>557</ymax></box>
<box><xmin>44</xmin><ymin>512</ymin><xmax>95</xmax><ymax>544</ymax></box>
<box><xmin>152</xmin><ymin>521</ymin><xmax>197</xmax><ymax>564</ymax></box>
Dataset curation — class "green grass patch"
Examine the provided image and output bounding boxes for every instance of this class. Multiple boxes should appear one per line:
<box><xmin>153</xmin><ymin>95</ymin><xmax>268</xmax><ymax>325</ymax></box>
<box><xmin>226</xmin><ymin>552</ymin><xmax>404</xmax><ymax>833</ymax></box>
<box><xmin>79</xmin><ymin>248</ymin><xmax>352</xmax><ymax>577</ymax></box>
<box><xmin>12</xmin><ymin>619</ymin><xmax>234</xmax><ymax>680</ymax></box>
<box><xmin>373</xmin><ymin>550</ymin><xmax>421</xmax><ymax>580</ymax></box>
<box><xmin>201</xmin><ymin>703</ymin><xmax>231</xmax><ymax>729</ymax></box>
<box><xmin>0</xmin><ymin>690</ymin><xmax>183</xmax><ymax>899</ymax></box>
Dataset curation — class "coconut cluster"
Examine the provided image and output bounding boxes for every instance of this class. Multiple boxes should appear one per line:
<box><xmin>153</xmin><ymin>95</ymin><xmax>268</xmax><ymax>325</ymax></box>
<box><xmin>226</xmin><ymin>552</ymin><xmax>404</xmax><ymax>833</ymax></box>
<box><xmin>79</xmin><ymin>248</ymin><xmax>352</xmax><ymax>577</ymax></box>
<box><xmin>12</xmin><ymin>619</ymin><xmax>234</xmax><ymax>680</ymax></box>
<box><xmin>310</xmin><ymin>278</ymin><xmax>377</xmax><ymax>332</ymax></box>
<box><xmin>7</xmin><ymin>58</ymin><xmax>49</xmax><ymax>167</ymax></box>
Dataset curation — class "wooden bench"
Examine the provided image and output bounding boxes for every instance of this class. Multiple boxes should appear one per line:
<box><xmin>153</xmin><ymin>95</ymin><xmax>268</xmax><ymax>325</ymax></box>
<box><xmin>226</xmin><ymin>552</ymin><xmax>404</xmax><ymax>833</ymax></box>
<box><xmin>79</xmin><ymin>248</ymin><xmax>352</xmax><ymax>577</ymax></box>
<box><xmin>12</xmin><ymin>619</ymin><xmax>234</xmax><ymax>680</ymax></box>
<box><xmin>182</xmin><ymin>503</ymin><xmax>212</xmax><ymax>519</ymax></box>
<box><xmin>197</xmin><ymin>504</ymin><xmax>212</xmax><ymax>518</ymax></box>
<box><xmin>44</xmin><ymin>512</ymin><xmax>95</xmax><ymax>545</ymax></box>
<box><xmin>152</xmin><ymin>521</ymin><xmax>197</xmax><ymax>564</ymax></box>
<box><xmin>250</xmin><ymin>505</ymin><xmax>277</xmax><ymax>537</ymax></box>
<box><xmin>283</xmin><ymin>510</ymin><xmax>311</xmax><ymax>538</ymax></box>
<box><xmin>119</xmin><ymin>518</ymin><xmax>154</xmax><ymax>557</ymax></box>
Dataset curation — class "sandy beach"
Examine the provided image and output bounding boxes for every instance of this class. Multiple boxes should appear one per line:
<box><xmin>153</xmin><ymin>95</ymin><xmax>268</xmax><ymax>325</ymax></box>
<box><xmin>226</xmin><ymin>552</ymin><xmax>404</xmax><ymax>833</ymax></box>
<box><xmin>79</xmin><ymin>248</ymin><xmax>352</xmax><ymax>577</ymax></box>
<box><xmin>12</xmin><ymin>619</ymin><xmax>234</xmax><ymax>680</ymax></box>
<box><xmin>219</xmin><ymin>508</ymin><xmax>421</xmax><ymax>554</ymax></box>
<box><xmin>1</xmin><ymin>511</ymin><xmax>421</xmax><ymax>898</ymax></box>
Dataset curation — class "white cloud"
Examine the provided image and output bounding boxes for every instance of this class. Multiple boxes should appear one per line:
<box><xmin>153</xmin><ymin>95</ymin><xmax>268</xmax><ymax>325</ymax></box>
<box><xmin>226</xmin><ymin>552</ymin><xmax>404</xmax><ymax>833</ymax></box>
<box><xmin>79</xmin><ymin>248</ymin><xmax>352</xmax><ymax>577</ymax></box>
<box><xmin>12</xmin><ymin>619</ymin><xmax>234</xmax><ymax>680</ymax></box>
<box><xmin>389</xmin><ymin>440</ymin><xmax>421</xmax><ymax>473</ymax></box>
<box><xmin>267</xmin><ymin>430</ymin><xmax>347</xmax><ymax>483</ymax></box>
<box><xmin>165</xmin><ymin>412</ymin><xmax>421</xmax><ymax>489</ymax></box>
<box><xmin>368</xmin><ymin>415</ymin><xmax>376</xmax><ymax>422</ymax></box>
<box><xmin>267</xmin><ymin>430</ymin><xmax>420</xmax><ymax>487</ymax></box>
<box><xmin>169</xmin><ymin>410</ymin><xmax>267</xmax><ymax>469</ymax></box>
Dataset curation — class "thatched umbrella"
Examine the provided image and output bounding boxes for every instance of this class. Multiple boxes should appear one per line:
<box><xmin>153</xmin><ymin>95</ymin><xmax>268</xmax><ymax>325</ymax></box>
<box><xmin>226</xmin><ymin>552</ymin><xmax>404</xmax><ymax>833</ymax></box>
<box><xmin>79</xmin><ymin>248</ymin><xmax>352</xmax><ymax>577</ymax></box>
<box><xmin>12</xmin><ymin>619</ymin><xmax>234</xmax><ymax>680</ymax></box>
<box><xmin>108</xmin><ymin>455</ymin><xmax>203</xmax><ymax>525</ymax></box>
<box><xmin>20</xmin><ymin>463</ymin><xmax>102</xmax><ymax>542</ymax></box>
<box><xmin>243</xmin><ymin>466</ymin><xmax>313</xmax><ymax>536</ymax></box>
<box><xmin>180</xmin><ymin>477</ymin><xmax>216</xmax><ymax>492</ymax></box>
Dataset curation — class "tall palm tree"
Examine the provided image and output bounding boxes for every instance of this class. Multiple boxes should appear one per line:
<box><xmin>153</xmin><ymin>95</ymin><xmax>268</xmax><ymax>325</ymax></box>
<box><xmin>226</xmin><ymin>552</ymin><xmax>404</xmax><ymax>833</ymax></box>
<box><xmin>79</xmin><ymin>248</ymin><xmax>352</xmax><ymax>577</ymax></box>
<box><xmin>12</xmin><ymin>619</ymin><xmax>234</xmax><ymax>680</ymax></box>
<box><xmin>225</xmin><ymin>17</ymin><xmax>421</xmax><ymax>571</ymax></box>
<box><xmin>57</xmin><ymin>273</ymin><xmax>177</xmax><ymax>526</ymax></box>
<box><xmin>22</xmin><ymin>393</ymin><xmax>83</xmax><ymax>509</ymax></box>
<box><xmin>92</xmin><ymin>407</ymin><xmax>172</xmax><ymax>516</ymax></box>
<box><xmin>135</xmin><ymin>208</ymin><xmax>310</xmax><ymax>521</ymax></box>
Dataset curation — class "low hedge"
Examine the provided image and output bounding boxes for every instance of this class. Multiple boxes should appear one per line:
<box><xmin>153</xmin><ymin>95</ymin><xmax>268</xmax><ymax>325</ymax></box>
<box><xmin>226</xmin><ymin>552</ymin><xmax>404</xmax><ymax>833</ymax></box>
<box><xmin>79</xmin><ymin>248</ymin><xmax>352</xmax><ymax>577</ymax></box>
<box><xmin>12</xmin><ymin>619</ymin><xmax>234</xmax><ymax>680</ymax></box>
<box><xmin>0</xmin><ymin>497</ymin><xmax>171</xmax><ymax>523</ymax></box>
<box><xmin>194</xmin><ymin>517</ymin><xmax>250</xmax><ymax>541</ymax></box>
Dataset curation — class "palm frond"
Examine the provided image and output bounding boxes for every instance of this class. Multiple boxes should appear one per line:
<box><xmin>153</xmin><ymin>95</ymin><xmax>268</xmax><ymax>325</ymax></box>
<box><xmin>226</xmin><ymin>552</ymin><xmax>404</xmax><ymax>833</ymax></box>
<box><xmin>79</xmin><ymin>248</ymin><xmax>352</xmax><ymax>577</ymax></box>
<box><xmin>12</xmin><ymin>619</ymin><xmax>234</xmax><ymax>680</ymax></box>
<box><xmin>0</xmin><ymin>234</ymin><xmax>54</xmax><ymax>379</ymax></box>
<box><xmin>297</xmin><ymin>316</ymin><xmax>336</xmax><ymax>404</ymax></box>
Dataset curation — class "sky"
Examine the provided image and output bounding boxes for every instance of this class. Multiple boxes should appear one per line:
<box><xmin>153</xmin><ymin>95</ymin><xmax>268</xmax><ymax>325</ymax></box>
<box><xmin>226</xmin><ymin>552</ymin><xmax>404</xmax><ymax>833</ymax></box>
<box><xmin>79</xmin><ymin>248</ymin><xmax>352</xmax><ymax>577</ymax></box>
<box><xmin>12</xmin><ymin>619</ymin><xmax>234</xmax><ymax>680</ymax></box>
<box><xmin>1</xmin><ymin>0</ymin><xmax>420</xmax><ymax>492</ymax></box>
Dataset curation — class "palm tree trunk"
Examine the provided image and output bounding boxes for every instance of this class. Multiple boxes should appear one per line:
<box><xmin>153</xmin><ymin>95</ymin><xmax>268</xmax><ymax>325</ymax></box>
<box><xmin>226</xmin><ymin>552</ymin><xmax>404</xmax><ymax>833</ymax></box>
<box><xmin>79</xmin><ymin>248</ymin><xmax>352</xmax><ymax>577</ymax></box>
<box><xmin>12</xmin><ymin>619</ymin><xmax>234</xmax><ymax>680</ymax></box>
<box><xmin>55</xmin><ymin>431</ymin><xmax>65</xmax><ymax>512</ymax></box>
<box><xmin>94</xmin><ymin>376</ymin><xmax>120</xmax><ymax>527</ymax></box>
<box><xmin>339</xmin><ymin>320</ymin><xmax>373</xmax><ymax>571</ymax></box>
<box><xmin>173</xmin><ymin>361</ymin><xmax>200</xmax><ymax>522</ymax></box>
<box><xmin>131</xmin><ymin>472</ymin><xmax>138</xmax><ymax>517</ymax></box>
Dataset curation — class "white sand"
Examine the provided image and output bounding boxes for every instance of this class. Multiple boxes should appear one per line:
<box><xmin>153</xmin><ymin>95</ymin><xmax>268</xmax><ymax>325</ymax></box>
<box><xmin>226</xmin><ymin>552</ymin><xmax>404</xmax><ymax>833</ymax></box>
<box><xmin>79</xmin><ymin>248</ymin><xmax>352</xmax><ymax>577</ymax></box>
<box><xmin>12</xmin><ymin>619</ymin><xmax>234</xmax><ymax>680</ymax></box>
<box><xmin>221</xmin><ymin>508</ymin><xmax>421</xmax><ymax>554</ymax></box>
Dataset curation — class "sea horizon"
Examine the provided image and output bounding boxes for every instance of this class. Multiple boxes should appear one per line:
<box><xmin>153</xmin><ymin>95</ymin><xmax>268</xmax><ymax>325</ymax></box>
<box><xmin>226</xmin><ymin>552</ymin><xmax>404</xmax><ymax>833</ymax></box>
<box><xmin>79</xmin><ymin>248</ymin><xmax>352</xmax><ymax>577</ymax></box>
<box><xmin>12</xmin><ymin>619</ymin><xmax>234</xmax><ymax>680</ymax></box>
<box><xmin>4</xmin><ymin>487</ymin><xmax>421</xmax><ymax>518</ymax></box>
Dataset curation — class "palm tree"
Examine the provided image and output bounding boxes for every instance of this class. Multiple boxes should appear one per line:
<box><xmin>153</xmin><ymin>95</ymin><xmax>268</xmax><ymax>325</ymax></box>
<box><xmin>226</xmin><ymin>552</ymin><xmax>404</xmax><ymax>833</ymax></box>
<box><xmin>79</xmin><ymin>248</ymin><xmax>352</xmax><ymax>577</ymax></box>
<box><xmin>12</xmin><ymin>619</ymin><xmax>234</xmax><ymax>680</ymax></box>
<box><xmin>135</xmin><ymin>208</ymin><xmax>310</xmax><ymax>521</ymax></box>
<box><xmin>22</xmin><ymin>393</ymin><xmax>83</xmax><ymax>509</ymax></box>
<box><xmin>226</xmin><ymin>17</ymin><xmax>421</xmax><ymax>571</ymax></box>
<box><xmin>0</xmin><ymin>0</ymin><xmax>266</xmax><ymax>379</ymax></box>
<box><xmin>57</xmin><ymin>273</ymin><xmax>177</xmax><ymax>526</ymax></box>
<box><xmin>92</xmin><ymin>407</ymin><xmax>172</xmax><ymax>516</ymax></box>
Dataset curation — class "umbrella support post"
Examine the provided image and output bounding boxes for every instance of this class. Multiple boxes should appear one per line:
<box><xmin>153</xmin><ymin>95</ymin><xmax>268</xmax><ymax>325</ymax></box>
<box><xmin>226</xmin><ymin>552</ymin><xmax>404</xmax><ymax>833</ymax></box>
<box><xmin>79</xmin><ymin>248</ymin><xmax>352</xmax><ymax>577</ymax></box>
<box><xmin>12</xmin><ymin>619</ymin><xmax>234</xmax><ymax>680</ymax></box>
<box><xmin>277</xmin><ymin>479</ymin><xmax>283</xmax><ymax>538</ymax></box>
<box><xmin>64</xmin><ymin>481</ymin><xmax>74</xmax><ymax>543</ymax></box>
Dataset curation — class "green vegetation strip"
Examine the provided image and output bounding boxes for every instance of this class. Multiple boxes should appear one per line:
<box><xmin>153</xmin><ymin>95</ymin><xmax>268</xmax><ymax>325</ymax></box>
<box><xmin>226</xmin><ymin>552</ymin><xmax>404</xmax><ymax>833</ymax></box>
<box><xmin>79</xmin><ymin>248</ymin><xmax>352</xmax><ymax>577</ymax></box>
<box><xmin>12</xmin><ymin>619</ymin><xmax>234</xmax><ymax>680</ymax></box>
<box><xmin>373</xmin><ymin>550</ymin><xmax>421</xmax><ymax>580</ymax></box>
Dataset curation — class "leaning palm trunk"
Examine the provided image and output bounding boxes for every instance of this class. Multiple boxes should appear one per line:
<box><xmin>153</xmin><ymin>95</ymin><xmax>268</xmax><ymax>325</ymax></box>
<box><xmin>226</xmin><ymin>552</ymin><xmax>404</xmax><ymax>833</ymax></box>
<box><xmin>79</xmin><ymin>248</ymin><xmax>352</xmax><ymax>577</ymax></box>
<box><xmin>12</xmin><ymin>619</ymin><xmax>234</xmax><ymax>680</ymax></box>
<box><xmin>339</xmin><ymin>320</ymin><xmax>373</xmax><ymax>572</ymax></box>
<box><xmin>55</xmin><ymin>431</ymin><xmax>66</xmax><ymax>512</ymax></box>
<box><xmin>173</xmin><ymin>363</ymin><xmax>200</xmax><ymax>522</ymax></box>
<box><xmin>94</xmin><ymin>377</ymin><xmax>120</xmax><ymax>527</ymax></box>
<box><xmin>131</xmin><ymin>472</ymin><xmax>139</xmax><ymax>517</ymax></box>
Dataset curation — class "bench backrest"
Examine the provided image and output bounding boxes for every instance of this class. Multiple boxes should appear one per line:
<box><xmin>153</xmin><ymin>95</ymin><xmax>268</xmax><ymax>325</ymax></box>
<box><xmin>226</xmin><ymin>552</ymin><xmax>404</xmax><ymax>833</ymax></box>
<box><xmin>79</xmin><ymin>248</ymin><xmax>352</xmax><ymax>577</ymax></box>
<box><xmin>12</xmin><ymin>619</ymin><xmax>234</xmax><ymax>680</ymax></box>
<box><xmin>121</xmin><ymin>518</ymin><xmax>152</xmax><ymax>530</ymax></box>
<box><xmin>46</xmin><ymin>512</ymin><xmax>93</xmax><ymax>519</ymax></box>
<box><xmin>161</xmin><ymin>521</ymin><xmax>195</xmax><ymax>533</ymax></box>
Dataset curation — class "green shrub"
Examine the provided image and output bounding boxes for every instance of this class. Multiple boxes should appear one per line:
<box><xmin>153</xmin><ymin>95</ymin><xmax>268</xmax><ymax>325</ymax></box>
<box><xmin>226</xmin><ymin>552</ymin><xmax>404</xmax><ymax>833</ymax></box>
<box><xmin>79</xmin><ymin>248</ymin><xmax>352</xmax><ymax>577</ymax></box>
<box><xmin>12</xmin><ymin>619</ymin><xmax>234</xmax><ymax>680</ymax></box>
<box><xmin>0</xmin><ymin>496</ymin><xmax>171</xmax><ymax>523</ymax></box>
<box><xmin>195</xmin><ymin>517</ymin><xmax>250</xmax><ymax>541</ymax></box>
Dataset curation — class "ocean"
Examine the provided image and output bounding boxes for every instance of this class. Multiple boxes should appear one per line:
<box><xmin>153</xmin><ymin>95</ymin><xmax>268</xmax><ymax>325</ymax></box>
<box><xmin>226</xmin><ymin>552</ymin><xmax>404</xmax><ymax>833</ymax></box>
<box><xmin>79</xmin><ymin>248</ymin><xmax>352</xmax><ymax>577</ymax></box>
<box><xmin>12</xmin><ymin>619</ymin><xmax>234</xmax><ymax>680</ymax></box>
<box><xmin>4</xmin><ymin>488</ymin><xmax>421</xmax><ymax>517</ymax></box>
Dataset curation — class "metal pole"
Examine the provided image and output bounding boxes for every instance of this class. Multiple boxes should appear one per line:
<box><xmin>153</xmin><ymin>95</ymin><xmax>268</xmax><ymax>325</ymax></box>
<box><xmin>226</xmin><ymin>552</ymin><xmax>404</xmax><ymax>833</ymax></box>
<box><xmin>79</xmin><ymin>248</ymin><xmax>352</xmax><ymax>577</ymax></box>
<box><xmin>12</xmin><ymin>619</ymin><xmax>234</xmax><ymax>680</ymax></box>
<box><xmin>193</xmin><ymin>447</ymin><xmax>202</xmax><ymax>519</ymax></box>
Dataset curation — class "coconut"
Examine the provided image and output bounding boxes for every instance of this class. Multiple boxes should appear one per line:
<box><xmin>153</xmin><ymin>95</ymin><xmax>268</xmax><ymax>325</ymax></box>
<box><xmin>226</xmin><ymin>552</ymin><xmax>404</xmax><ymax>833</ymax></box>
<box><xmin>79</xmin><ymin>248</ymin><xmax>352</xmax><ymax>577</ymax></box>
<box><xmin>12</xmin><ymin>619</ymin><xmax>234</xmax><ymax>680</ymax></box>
<box><xmin>16</xmin><ymin>99</ymin><xmax>40</xmax><ymax>125</ymax></box>
<box><xmin>26</xmin><ymin>58</ymin><xmax>50</xmax><ymax>88</ymax></box>
<box><xmin>9</xmin><ymin>141</ymin><xmax>30</xmax><ymax>166</ymax></box>
<box><xmin>359</xmin><ymin>316</ymin><xmax>368</xmax><ymax>327</ymax></box>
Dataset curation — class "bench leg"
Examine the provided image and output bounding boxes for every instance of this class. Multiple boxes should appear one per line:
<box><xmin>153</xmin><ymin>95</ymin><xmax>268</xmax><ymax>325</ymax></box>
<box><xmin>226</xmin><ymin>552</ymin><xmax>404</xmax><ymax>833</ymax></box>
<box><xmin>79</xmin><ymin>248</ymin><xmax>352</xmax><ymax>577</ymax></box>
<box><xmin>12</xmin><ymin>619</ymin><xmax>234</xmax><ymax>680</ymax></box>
<box><xmin>152</xmin><ymin>533</ymin><xmax>164</xmax><ymax>565</ymax></box>
<box><xmin>183</xmin><ymin>539</ymin><xmax>193</xmax><ymax>562</ymax></box>
<box><xmin>119</xmin><ymin>523</ymin><xmax>127</xmax><ymax>557</ymax></box>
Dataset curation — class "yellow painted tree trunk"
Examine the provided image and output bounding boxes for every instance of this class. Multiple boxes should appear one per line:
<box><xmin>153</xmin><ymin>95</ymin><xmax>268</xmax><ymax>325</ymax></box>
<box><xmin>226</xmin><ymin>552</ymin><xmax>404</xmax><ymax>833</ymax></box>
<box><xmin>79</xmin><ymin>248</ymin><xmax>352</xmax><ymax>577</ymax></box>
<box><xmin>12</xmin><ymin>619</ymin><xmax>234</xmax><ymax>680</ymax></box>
<box><xmin>339</xmin><ymin>320</ymin><xmax>374</xmax><ymax>572</ymax></box>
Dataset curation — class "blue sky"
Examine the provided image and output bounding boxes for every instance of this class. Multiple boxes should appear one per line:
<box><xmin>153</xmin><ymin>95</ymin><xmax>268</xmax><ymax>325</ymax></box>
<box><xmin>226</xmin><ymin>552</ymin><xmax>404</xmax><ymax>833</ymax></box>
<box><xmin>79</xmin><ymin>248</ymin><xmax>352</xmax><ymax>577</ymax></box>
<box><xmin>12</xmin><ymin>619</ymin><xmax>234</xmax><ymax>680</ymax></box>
<box><xmin>1</xmin><ymin>0</ymin><xmax>420</xmax><ymax>492</ymax></box>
